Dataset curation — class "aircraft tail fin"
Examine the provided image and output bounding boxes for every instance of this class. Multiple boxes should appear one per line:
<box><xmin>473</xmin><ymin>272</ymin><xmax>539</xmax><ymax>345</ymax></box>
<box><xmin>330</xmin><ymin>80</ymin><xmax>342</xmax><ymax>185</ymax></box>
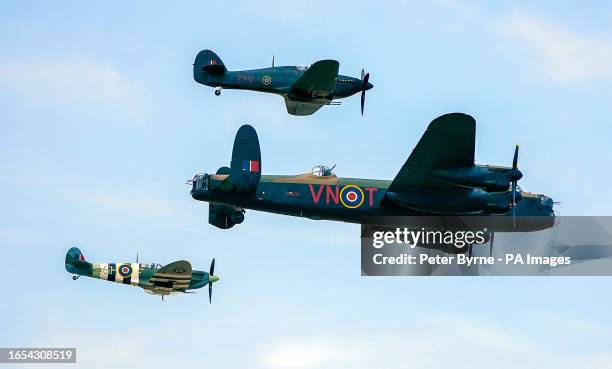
<box><xmin>228</xmin><ymin>124</ymin><xmax>261</xmax><ymax>193</ymax></box>
<box><xmin>207</xmin><ymin>125</ymin><xmax>261</xmax><ymax>194</ymax></box>
<box><xmin>65</xmin><ymin>247</ymin><xmax>90</xmax><ymax>273</ymax></box>
<box><xmin>194</xmin><ymin>50</ymin><xmax>227</xmax><ymax>83</ymax></box>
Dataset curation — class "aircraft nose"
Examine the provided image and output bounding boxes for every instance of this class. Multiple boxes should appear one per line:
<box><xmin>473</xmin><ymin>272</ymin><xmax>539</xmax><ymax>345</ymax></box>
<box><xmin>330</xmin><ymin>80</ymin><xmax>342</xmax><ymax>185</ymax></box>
<box><xmin>209</xmin><ymin>275</ymin><xmax>219</xmax><ymax>283</ymax></box>
<box><xmin>366</xmin><ymin>82</ymin><xmax>374</xmax><ymax>90</ymax></box>
<box><xmin>512</xmin><ymin>169</ymin><xmax>523</xmax><ymax>181</ymax></box>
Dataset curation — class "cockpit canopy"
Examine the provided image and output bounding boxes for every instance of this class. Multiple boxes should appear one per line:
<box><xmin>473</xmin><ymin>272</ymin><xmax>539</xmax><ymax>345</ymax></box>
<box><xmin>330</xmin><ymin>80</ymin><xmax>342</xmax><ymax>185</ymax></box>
<box><xmin>311</xmin><ymin>164</ymin><xmax>336</xmax><ymax>177</ymax></box>
<box><xmin>296</xmin><ymin>65</ymin><xmax>310</xmax><ymax>71</ymax></box>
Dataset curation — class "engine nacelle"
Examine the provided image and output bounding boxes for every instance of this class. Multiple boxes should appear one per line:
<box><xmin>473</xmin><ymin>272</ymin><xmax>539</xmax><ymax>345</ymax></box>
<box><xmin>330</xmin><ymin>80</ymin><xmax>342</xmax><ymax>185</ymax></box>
<box><xmin>386</xmin><ymin>188</ymin><xmax>520</xmax><ymax>215</ymax></box>
<box><xmin>433</xmin><ymin>165</ymin><xmax>521</xmax><ymax>192</ymax></box>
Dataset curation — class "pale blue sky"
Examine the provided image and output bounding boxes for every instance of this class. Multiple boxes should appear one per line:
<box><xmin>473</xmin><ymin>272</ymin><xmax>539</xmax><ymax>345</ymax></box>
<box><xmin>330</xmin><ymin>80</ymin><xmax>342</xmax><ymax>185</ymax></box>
<box><xmin>1</xmin><ymin>1</ymin><xmax>612</xmax><ymax>368</ymax></box>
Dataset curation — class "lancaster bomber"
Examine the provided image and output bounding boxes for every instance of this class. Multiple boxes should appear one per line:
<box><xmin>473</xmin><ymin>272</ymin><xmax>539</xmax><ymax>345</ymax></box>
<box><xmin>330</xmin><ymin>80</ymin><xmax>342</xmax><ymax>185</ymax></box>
<box><xmin>65</xmin><ymin>247</ymin><xmax>219</xmax><ymax>302</ymax></box>
<box><xmin>189</xmin><ymin>113</ymin><xmax>556</xmax><ymax>246</ymax></box>
<box><xmin>193</xmin><ymin>49</ymin><xmax>373</xmax><ymax>116</ymax></box>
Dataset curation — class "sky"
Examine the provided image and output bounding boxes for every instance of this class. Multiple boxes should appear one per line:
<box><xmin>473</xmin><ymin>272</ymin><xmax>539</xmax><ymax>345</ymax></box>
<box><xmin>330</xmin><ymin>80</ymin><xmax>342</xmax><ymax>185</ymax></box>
<box><xmin>1</xmin><ymin>1</ymin><xmax>612</xmax><ymax>368</ymax></box>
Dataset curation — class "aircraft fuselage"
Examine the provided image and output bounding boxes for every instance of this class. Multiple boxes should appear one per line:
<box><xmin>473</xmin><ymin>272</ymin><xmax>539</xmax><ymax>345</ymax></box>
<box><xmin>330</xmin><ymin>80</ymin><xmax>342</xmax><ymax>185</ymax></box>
<box><xmin>191</xmin><ymin>172</ymin><xmax>555</xmax><ymax>232</ymax></box>
<box><xmin>67</xmin><ymin>261</ymin><xmax>210</xmax><ymax>294</ymax></box>
<box><xmin>199</xmin><ymin>67</ymin><xmax>367</xmax><ymax>99</ymax></box>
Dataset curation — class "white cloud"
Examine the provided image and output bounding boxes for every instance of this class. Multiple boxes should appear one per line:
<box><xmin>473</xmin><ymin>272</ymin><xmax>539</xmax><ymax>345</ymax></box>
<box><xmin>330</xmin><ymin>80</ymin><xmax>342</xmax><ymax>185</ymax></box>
<box><xmin>84</xmin><ymin>191</ymin><xmax>180</xmax><ymax>219</ymax></box>
<box><xmin>0</xmin><ymin>59</ymin><xmax>150</xmax><ymax>122</ymax></box>
<box><xmin>237</xmin><ymin>0</ymin><xmax>326</xmax><ymax>20</ymax></box>
<box><xmin>256</xmin><ymin>315</ymin><xmax>612</xmax><ymax>369</ymax></box>
<box><xmin>430</xmin><ymin>2</ymin><xmax>612</xmax><ymax>85</ymax></box>
<box><xmin>496</xmin><ymin>13</ymin><xmax>612</xmax><ymax>84</ymax></box>
<box><xmin>261</xmin><ymin>339</ymin><xmax>355</xmax><ymax>369</ymax></box>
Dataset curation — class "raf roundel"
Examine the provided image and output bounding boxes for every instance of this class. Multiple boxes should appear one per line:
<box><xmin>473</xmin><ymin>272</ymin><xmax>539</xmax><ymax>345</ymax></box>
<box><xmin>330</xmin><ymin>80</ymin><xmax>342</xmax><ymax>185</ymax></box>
<box><xmin>119</xmin><ymin>264</ymin><xmax>132</xmax><ymax>277</ymax></box>
<box><xmin>340</xmin><ymin>185</ymin><xmax>365</xmax><ymax>209</ymax></box>
<box><xmin>261</xmin><ymin>75</ymin><xmax>272</xmax><ymax>85</ymax></box>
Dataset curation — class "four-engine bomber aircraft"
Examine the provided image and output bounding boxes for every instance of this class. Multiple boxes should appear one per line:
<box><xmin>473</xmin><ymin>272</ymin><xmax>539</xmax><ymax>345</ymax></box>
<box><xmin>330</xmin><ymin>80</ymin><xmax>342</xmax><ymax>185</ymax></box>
<box><xmin>193</xmin><ymin>49</ymin><xmax>373</xmax><ymax>116</ymax></box>
<box><xmin>189</xmin><ymin>113</ymin><xmax>555</xmax><ymax>238</ymax></box>
<box><xmin>65</xmin><ymin>247</ymin><xmax>219</xmax><ymax>302</ymax></box>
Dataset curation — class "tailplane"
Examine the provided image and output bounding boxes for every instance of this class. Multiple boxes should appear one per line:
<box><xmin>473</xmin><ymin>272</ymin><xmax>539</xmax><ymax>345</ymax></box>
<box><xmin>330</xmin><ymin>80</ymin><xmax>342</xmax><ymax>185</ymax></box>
<box><xmin>194</xmin><ymin>49</ymin><xmax>227</xmax><ymax>83</ymax></box>
<box><xmin>65</xmin><ymin>247</ymin><xmax>90</xmax><ymax>273</ymax></box>
<box><xmin>229</xmin><ymin>124</ymin><xmax>261</xmax><ymax>193</ymax></box>
<box><xmin>208</xmin><ymin>125</ymin><xmax>262</xmax><ymax>194</ymax></box>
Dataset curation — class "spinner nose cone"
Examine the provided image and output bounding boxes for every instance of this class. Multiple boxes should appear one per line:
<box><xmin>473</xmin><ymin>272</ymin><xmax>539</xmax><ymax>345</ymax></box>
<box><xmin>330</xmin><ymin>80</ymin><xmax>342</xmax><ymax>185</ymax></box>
<box><xmin>514</xmin><ymin>169</ymin><xmax>523</xmax><ymax>181</ymax></box>
<box><xmin>512</xmin><ymin>169</ymin><xmax>523</xmax><ymax>181</ymax></box>
<box><xmin>209</xmin><ymin>275</ymin><xmax>219</xmax><ymax>283</ymax></box>
<box><xmin>366</xmin><ymin>82</ymin><xmax>374</xmax><ymax>90</ymax></box>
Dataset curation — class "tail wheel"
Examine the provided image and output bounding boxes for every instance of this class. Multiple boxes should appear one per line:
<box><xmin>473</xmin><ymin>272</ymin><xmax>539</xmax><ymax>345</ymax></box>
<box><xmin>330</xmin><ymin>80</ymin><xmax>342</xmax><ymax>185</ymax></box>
<box><xmin>214</xmin><ymin>87</ymin><xmax>222</xmax><ymax>96</ymax></box>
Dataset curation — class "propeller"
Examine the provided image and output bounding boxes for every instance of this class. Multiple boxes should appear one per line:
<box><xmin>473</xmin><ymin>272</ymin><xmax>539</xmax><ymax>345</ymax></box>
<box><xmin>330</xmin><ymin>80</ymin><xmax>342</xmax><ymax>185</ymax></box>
<box><xmin>208</xmin><ymin>258</ymin><xmax>216</xmax><ymax>304</ymax></box>
<box><xmin>510</xmin><ymin>145</ymin><xmax>521</xmax><ymax>227</ymax></box>
<box><xmin>360</xmin><ymin>68</ymin><xmax>370</xmax><ymax>115</ymax></box>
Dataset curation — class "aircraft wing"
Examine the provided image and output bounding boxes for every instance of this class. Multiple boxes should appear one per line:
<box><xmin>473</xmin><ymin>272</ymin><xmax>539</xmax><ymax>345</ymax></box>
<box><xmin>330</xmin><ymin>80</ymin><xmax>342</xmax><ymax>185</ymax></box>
<box><xmin>387</xmin><ymin>113</ymin><xmax>476</xmax><ymax>192</ymax></box>
<box><xmin>283</xmin><ymin>96</ymin><xmax>326</xmax><ymax>116</ymax></box>
<box><xmin>148</xmin><ymin>260</ymin><xmax>193</xmax><ymax>292</ymax></box>
<box><xmin>288</xmin><ymin>59</ymin><xmax>339</xmax><ymax>100</ymax></box>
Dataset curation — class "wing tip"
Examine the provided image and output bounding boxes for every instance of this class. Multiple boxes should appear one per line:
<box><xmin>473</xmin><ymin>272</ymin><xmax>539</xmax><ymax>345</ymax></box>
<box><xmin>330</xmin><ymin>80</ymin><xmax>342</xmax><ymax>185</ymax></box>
<box><xmin>429</xmin><ymin>112</ymin><xmax>476</xmax><ymax>131</ymax></box>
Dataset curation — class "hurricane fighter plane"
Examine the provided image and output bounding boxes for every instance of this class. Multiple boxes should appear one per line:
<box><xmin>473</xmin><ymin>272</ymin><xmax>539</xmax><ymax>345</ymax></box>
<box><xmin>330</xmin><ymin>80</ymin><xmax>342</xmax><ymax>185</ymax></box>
<box><xmin>189</xmin><ymin>113</ymin><xmax>556</xmax><ymax>252</ymax></box>
<box><xmin>65</xmin><ymin>247</ymin><xmax>219</xmax><ymax>302</ymax></box>
<box><xmin>193</xmin><ymin>49</ymin><xmax>373</xmax><ymax>116</ymax></box>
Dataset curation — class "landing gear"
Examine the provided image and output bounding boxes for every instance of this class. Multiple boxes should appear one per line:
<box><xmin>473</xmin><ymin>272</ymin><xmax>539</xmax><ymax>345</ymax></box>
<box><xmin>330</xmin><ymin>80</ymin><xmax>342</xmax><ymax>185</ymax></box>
<box><xmin>72</xmin><ymin>275</ymin><xmax>80</xmax><ymax>280</ymax></box>
<box><xmin>214</xmin><ymin>87</ymin><xmax>222</xmax><ymax>96</ymax></box>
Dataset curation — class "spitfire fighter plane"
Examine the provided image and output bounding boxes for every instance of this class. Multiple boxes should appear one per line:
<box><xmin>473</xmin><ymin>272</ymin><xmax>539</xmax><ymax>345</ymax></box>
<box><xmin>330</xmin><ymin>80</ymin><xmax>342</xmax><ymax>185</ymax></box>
<box><xmin>189</xmin><ymin>113</ymin><xmax>556</xmax><ymax>251</ymax></box>
<box><xmin>193</xmin><ymin>49</ymin><xmax>373</xmax><ymax>116</ymax></box>
<box><xmin>65</xmin><ymin>247</ymin><xmax>219</xmax><ymax>302</ymax></box>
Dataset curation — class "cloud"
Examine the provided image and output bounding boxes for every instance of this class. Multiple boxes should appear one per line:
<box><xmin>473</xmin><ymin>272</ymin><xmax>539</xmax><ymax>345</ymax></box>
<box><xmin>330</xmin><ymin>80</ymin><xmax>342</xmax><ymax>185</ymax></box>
<box><xmin>431</xmin><ymin>2</ymin><xmax>612</xmax><ymax>85</ymax></box>
<box><xmin>0</xmin><ymin>58</ymin><xmax>150</xmax><ymax>122</ymax></box>
<box><xmin>83</xmin><ymin>191</ymin><xmax>181</xmax><ymax>218</ymax></box>
<box><xmin>236</xmin><ymin>0</ymin><xmax>327</xmax><ymax>20</ymax></box>
<box><xmin>261</xmin><ymin>339</ymin><xmax>355</xmax><ymax>369</ymax></box>
<box><xmin>256</xmin><ymin>315</ymin><xmax>612</xmax><ymax>369</ymax></box>
<box><xmin>496</xmin><ymin>12</ymin><xmax>612</xmax><ymax>84</ymax></box>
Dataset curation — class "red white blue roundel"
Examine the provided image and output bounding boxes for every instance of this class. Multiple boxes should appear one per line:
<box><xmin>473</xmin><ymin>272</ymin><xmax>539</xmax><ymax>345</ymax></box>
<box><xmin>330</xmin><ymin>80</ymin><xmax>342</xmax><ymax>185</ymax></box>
<box><xmin>119</xmin><ymin>264</ymin><xmax>132</xmax><ymax>277</ymax></box>
<box><xmin>340</xmin><ymin>185</ymin><xmax>365</xmax><ymax>209</ymax></box>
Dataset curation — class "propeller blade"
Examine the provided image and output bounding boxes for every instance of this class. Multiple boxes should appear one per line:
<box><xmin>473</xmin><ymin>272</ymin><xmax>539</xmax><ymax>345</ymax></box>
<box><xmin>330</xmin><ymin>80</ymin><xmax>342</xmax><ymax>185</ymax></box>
<box><xmin>362</xmin><ymin>72</ymin><xmax>370</xmax><ymax>87</ymax></box>
<box><xmin>510</xmin><ymin>145</ymin><xmax>520</xmax><ymax>228</ymax></box>
<box><xmin>361</xmin><ymin>90</ymin><xmax>365</xmax><ymax>115</ymax></box>
<box><xmin>360</xmin><ymin>72</ymin><xmax>370</xmax><ymax>115</ymax></box>
<box><xmin>209</xmin><ymin>258</ymin><xmax>215</xmax><ymax>304</ymax></box>
<box><xmin>361</xmin><ymin>68</ymin><xmax>365</xmax><ymax>80</ymax></box>
<box><xmin>512</xmin><ymin>181</ymin><xmax>517</xmax><ymax>228</ymax></box>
